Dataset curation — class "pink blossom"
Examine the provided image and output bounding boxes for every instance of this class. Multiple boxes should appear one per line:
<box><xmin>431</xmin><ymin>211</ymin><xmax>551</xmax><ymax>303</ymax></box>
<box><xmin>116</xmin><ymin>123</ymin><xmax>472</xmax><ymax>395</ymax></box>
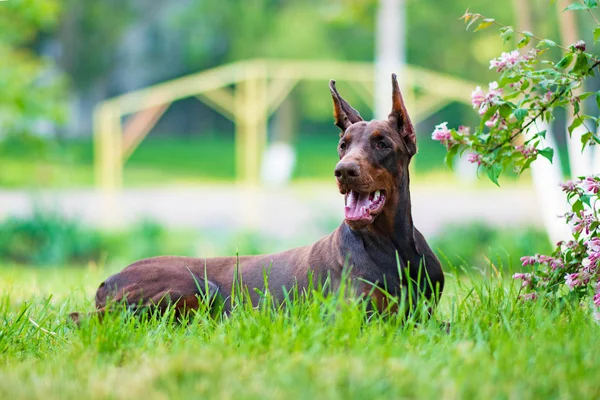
<box><xmin>489</xmin><ymin>50</ymin><xmax>523</xmax><ymax>72</ymax></box>
<box><xmin>471</xmin><ymin>86</ymin><xmax>486</xmax><ymax>109</ymax></box>
<box><xmin>549</xmin><ymin>258</ymin><xmax>564</xmax><ymax>270</ymax></box>
<box><xmin>543</xmin><ymin>91</ymin><xmax>553</xmax><ymax>104</ymax></box>
<box><xmin>573</xmin><ymin>40</ymin><xmax>586</xmax><ymax>52</ymax></box>
<box><xmin>587</xmin><ymin>239</ymin><xmax>600</xmax><ymax>267</ymax></box>
<box><xmin>509</xmin><ymin>80</ymin><xmax>524</xmax><ymax>89</ymax></box>
<box><xmin>565</xmin><ymin>273</ymin><xmax>580</xmax><ymax>288</ymax></box>
<box><xmin>538</xmin><ymin>255</ymin><xmax>553</xmax><ymax>264</ymax></box>
<box><xmin>457</xmin><ymin>126</ymin><xmax>471</xmax><ymax>135</ymax></box>
<box><xmin>581</xmin><ymin>176</ymin><xmax>600</xmax><ymax>194</ymax></box>
<box><xmin>485</xmin><ymin>113</ymin><xmax>498</xmax><ymax>128</ymax></box>
<box><xmin>594</xmin><ymin>293</ymin><xmax>600</xmax><ymax>307</ymax></box>
<box><xmin>519</xmin><ymin>292</ymin><xmax>538</xmax><ymax>301</ymax></box>
<box><xmin>526</xmin><ymin>49</ymin><xmax>539</xmax><ymax>60</ymax></box>
<box><xmin>472</xmin><ymin>82</ymin><xmax>503</xmax><ymax>115</ymax></box>
<box><xmin>560</xmin><ymin>180</ymin><xmax>578</xmax><ymax>193</ymax></box>
<box><xmin>513</xmin><ymin>272</ymin><xmax>534</xmax><ymax>288</ymax></box>
<box><xmin>488</xmin><ymin>81</ymin><xmax>503</xmax><ymax>99</ymax></box>
<box><xmin>467</xmin><ymin>153</ymin><xmax>483</xmax><ymax>165</ymax></box>
<box><xmin>515</xmin><ymin>145</ymin><xmax>538</xmax><ymax>158</ymax></box>
<box><xmin>520</xmin><ymin>256</ymin><xmax>537</xmax><ymax>266</ymax></box>
<box><xmin>431</xmin><ymin>122</ymin><xmax>452</xmax><ymax>147</ymax></box>
<box><xmin>572</xmin><ymin>211</ymin><xmax>594</xmax><ymax>235</ymax></box>
<box><xmin>587</xmin><ymin>238</ymin><xmax>600</xmax><ymax>252</ymax></box>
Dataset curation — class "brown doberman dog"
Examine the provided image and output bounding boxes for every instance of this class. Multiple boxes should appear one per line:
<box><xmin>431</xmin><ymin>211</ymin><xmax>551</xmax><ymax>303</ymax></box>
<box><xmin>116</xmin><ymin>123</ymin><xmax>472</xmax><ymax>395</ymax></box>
<box><xmin>70</xmin><ymin>74</ymin><xmax>444</xmax><ymax>323</ymax></box>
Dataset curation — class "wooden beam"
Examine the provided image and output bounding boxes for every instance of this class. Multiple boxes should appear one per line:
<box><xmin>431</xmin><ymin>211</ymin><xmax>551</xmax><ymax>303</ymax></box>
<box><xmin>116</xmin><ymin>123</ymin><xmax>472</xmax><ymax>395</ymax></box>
<box><xmin>122</xmin><ymin>103</ymin><xmax>170</xmax><ymax>161</ymax></box>
<box><xmin>266</xmin><ymin>78</ymin><xmax>298</xmax><ymax>116</ymax></box>
<box><xmin>196</xmin><ymin>87</ymin><xmax>236</xmax><ymax>121</ymax></box>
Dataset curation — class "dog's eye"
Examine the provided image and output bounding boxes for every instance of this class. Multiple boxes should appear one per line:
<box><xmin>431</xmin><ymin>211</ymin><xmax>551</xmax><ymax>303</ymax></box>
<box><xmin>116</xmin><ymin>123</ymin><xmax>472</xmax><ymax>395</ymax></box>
<box><xmin>376</xmin><ymin>141</ymin><xmax>389</xmax><ymax>150</ymax></box>
<box><xmin>339</xmin><ymin>142</ymin><xmax>347</xmax><ymax>150</ymax></box>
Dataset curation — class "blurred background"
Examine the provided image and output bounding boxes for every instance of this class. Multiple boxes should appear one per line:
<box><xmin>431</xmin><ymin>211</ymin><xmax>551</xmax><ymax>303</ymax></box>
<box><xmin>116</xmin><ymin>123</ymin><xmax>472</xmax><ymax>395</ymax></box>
<box><xmin>4</xmin><ymin>0</ymin><xmax>583</xmax><ymax>276</ymax></box>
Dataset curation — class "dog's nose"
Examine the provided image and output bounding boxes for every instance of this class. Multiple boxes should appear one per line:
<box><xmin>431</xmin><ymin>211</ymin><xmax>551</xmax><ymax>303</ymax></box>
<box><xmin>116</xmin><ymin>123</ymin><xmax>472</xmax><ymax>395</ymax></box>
<box><xmin>335</xmin><ymin>161</ymin><xmax>360</xmax><ymax>182</ymax></box>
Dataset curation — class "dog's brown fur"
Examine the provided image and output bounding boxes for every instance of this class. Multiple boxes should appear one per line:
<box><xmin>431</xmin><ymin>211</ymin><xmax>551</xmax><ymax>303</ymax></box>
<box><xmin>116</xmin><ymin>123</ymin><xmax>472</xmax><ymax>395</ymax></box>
<box><xmin>70</xmin><ymin>74</ymin><xmax>444</xmax><ymax>323</ymax></box>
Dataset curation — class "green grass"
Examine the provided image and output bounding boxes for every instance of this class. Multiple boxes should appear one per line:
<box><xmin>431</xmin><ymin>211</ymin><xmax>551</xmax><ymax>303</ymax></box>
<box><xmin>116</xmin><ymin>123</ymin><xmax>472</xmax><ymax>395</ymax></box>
<box><xmin>0</xmin><ymin>134</ymin><xmax>460</xmax><ymax>188</ymax></box>
<box><xmin>1</xmin><ymin>263</ymin><xmax>599</xmax><ymax>399</ymax></box>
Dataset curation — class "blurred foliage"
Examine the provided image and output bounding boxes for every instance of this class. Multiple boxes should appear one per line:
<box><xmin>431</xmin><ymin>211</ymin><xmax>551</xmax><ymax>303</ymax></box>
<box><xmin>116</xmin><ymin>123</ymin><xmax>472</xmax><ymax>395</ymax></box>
<box><xmin>0</xmin><ymin>209</ymin><xmax>551</xmax><ymax>271</ymax></box>
<box><xmin>0</xmin><ymin>211</ymin><xmax>194</xmax><ymax>266</ymax></box>
<box><xmin>57</xmin><ymin>0</ymin><xmax>134</xmax><ymax>92</ymax></box>
<box><xmin>0</xmin><ymin>0</ymin><xmax>66</xmax><ymax>136</ymax></box>
<box><xmin>431</xmin><ymin>222</ymin><xmax>552</xmax><ymax>271</ymax></box>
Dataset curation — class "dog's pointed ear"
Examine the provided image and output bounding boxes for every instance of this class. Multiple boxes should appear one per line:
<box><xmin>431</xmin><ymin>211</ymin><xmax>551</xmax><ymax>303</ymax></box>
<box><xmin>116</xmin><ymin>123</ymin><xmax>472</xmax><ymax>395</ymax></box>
<box><xmin>389</xmin><ymin>73</ymin><xmax>417</xmax><ymax>155</ymax></box>
<box><xmin>329</xmin><ymin>80</ymin><xmax>363</xmax><ymax>133</ymax></box>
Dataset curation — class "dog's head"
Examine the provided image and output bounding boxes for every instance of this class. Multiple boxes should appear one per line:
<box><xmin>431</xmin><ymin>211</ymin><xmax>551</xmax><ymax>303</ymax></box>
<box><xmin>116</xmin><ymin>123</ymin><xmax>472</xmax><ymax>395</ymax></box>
<box><xmin>330</xmin><ymin>74</ymin><xmax>417</xmax><ymax>231</ymax></box>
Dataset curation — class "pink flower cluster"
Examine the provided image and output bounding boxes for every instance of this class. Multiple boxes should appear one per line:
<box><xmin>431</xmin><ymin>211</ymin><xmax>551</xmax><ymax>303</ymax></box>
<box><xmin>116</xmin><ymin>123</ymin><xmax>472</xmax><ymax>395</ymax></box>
<box><xmin>471</xmin><ymin>82</ymin><xmax>503</xmax><ymax>115</ymax></box>
<box><xmin>467</xmin><ymin>153</ymin><xmax>483</xmax><ymax>165</ymax></box>
<box><xmin>565</xmin><ymin>271</ymin><xmax>592</xmax><ymax>288</ymax></box>
<box><xmin>571</xmin><ymin>211</ymin><xmax>595</xmax><ymax>235</ymax></box>
<box><xmin>584</xmin><ymin>239</ymin><xmax>600</xmax><ymax>276</ymax></box>
<box><xmin>560</xmin><ymin>180</ymin><xmax>578</xmax><ymax>193</ymax></box>
<box><xmin>581</xmin><ymin>177</ymin><xmax>600</xmax><ymax>194</ymax></box>
<box><xmin>519</xmin><ymin>254</ymin><xmax>563</xmax><ymax>270</ymax></box>
<box><xmin>431</xmin><ymin>122</ymin><xmax>452</xmax><ymax>147</ymax></box>
<box><xmin>594</xmin><ymin>280</ymin><xmax>600</xmax><ymax>307</ymax></box>
<box><xmin>513</xmin><ymin>272</ymin><xmax>534</xmax><ymax>288</ymax></box>
<box><xmin>489</xmin><ymin>50</ymin><xmax>524</xmax><ymax>72</ymax></box>
<box><xmin>515</xmin><ymin>145</ymin><xmax>537</xmax><ymax>158</ymax></box>
<box><xmin>559</xmin><ymin>176</ymin><xmax>600</xmax><ymax>194</ymax></box>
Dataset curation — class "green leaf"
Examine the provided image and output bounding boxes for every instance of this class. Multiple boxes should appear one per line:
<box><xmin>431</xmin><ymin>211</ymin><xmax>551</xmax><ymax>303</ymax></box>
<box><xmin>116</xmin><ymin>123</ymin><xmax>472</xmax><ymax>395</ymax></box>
<box><xmin>595</xmin><ymin>91</ymin><xmax>600</xmax><ymax>110</ymax></box>
<box><xmin>537</xmin><ymin>130</ymin><xmax>547</xmax><ymax>139</ymax></box>
<box><xmin>486</xmin><ymin>164</ymin><xmax>502</xmax><ymax>186</ymax></box>
<box><xmin>564</xmin><ymin>2</ymin><xmax>589</xmax><ymax>10</ymax></box>
<box><xmin>572</xmin><ymin>199</ymin><xmax>584</xmax><ymax>215</ymax></box>
<box><xmin>499</xmin><ymin>104</ymin><xmax>513</xmax><ymax>118</ymax></box>
<box><xmin>574</xmin><ymin>99</ymin><xmax>580</xmax><ymax>115</ymax></box>
<box><xmin>444</xmin><ymin>145</ymin><xmax>459</xmax><ymax>169</ymax></box>
<box><xmin>537</xmin><ymin>39</ymin><xmax>557</xmax><ymax>49</ymax></box>
<box><xmin>517</xmin><ymin>36</ymin><xmax>531</xmax><ymax>49</ymax></box>
<box><xmin>572</xmin><ymin>52</ymin><xmax>590</xmax><ymax>75</ymax></box>
<box><xmin>474</xmin><ymin>18</ymin><xmax>494</xmax><ymax>32</ymax></box>
<box><xmin>538</xmin><ymin>147</ymin><xmax>554</xmax><ymax>162</ymax></box>
<box><xmin>581</xmin><ymin>194</ymin><xmax>593</xmax><ymax>206</ymax></box>
<box><xmin>556</xmin><ymin>53</ymin><xmax>574</xmax><ymax>69</ymax></box>
<box><xmin>514</xmin><ymin>108</ymin><xmax>528</xmax><ymax>123</ymax></box>
<box><xmin>500</xmin><ymin>27</ymin><xmax>514</xmax><ymax>44</ymax></box>
<box><xmin>581</xmin><ymin>132</ymin><xmax>593</xmax><ymax>151</ymax></box>
<box><xmin>569</xmin><ymin>116</ymin><xmax>584</xmax><ymax>135</ymax></box>
<box><xmin>594</xmin><ymin>27</ymin><xmax>600</xmax><ymax>43</ymax></box>
<box><xmin>585</xmin><ymin>0</ymin><xmax>598</xmax><ymax>8</ymax></box>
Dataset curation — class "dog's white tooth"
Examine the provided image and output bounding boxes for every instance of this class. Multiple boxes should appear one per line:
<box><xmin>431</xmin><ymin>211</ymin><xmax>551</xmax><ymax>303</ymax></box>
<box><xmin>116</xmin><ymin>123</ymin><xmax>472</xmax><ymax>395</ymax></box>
<box><xmin>374</xmin><ymin>190</ymin><xmax>380</xmax><ymax>201</ymax></box>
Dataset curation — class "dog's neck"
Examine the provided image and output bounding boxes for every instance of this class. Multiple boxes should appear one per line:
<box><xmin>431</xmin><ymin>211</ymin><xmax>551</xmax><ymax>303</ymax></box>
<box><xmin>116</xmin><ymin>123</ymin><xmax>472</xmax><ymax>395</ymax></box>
<box><xmin>340</xmin><ymin>161</ymin><xmax>421</xmax><ymax>276</ymax></box>
<box><xmin>370</xmin><ymin>159</ymin><xmax>417</xmax><ymax>248</ymax></box>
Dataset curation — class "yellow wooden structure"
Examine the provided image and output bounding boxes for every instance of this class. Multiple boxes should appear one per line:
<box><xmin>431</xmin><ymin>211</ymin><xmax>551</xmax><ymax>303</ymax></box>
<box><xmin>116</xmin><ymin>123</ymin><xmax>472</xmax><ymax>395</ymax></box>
<box><xmin>94</xmin><ymin>59</ymin><xmax>478</xmax><ymax>193</ymax></box>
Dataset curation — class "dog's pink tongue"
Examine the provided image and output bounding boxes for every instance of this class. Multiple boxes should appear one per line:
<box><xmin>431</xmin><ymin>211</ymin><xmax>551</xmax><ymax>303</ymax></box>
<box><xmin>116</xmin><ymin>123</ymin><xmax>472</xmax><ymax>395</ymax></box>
<box><xmin>345</xmin><ymin>191</ymin><xmax>370</xmax><ymax>220</ymax></box>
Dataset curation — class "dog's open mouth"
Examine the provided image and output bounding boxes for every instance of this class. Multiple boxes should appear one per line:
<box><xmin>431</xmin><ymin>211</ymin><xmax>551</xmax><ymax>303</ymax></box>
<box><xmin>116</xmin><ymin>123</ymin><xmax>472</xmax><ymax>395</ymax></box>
<box><xmin>344</xmin><ymin>189</ymin><xmax>386</xmax><ymax>223</ymax></box>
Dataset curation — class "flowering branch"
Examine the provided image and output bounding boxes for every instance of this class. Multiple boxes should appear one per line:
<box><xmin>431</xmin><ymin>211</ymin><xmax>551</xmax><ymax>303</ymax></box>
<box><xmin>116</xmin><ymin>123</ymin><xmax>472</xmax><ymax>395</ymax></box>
<box><xmin>435</xmin><ymin>3</ymin><xmax>600</xmax><ymax>319</ymax></box>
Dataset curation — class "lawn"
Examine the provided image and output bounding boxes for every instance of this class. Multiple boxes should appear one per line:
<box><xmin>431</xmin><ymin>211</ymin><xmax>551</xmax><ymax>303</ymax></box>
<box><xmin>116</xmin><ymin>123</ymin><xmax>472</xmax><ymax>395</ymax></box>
<box><xmin>0</xmin><ymin>134</ymin><xmax>455</xmax><ymax>188</ymax></box>
<box><xmin>1</xmin><ymin>264</ymin><xmax>599</xmax><ymax>399</ymax></box>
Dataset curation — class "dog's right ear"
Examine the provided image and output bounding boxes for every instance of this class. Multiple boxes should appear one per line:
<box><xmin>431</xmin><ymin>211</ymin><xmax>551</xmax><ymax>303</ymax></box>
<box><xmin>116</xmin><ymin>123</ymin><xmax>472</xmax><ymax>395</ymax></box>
<box><xmin>329</xmin><ymin>80</ymin><xmax>363</xmax><ymax>133</ymax></box>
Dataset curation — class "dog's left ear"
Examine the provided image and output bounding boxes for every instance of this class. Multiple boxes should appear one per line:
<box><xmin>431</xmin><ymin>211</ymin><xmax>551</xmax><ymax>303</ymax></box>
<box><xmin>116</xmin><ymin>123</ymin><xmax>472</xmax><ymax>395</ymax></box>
<box><xmin>389</xmin><ymin>73</ymin><xmax>417</xmax><ymax>155</ymax></box>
